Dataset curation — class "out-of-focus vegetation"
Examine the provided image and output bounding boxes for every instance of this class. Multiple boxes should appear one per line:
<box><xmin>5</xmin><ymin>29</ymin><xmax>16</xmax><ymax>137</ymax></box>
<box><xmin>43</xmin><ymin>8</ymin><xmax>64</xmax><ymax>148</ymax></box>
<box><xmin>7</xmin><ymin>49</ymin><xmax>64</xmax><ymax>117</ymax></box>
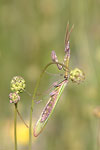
<box><xmin>0</xmin><ymin>0</ymin><xmax>100</xmax><ymax>150</ymax></box>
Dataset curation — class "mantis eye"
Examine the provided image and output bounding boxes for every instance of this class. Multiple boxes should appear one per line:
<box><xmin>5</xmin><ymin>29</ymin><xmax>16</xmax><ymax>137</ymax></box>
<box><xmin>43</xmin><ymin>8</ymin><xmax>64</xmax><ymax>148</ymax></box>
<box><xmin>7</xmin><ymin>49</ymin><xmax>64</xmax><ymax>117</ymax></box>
<box><xmin>69</xmin><ymin>68</ymin><xmax>85</xmax><ymax>83</ymax></box>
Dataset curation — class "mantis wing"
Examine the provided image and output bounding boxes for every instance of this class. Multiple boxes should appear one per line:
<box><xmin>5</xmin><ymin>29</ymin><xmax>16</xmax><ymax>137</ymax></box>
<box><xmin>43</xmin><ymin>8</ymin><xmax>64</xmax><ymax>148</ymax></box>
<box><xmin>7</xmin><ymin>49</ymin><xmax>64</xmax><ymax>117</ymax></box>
<box><xmin>33</xmin><ymin>79</ymin><xmax>68</xmax><ymax>137</ymax></box>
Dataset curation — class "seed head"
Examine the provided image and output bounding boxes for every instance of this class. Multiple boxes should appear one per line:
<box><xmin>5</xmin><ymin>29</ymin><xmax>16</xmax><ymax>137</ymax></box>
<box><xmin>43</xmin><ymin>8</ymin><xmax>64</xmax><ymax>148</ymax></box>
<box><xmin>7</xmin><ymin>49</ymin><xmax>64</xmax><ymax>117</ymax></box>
<box><xmin>9</xmin><ymin>92</ymin><xmax>20</xmax><ymax>104</ymax></box>
<box><xmin>10</xmin><ymin>76</ymin><xmax>26</xmax><ymax>93</ymax></box>
<box><xmin>70</xmin><ymin>68</ymin><xmax>85</xmax><ymax>83</ymax></box>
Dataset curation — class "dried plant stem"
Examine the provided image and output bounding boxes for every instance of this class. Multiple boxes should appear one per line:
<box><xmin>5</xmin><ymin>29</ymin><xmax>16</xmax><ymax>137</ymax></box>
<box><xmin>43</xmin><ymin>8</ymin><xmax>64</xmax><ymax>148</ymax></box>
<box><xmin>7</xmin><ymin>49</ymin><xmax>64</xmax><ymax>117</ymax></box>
<box><xmin>14</xmin><ymin>104</ymin><xmax>17</xmax><ymax>150</ymax></box>
<box><xmin>29</xmin><ymin>62</ymin><xmax>67</xmax><ymax>150</ymax></box>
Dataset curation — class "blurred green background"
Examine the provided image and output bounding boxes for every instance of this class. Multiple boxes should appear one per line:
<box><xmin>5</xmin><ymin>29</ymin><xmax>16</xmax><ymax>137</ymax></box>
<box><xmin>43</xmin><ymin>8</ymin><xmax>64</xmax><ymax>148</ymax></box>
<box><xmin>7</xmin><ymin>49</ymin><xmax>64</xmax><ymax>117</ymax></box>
<box><xmin>0</xmin><ymin>0</ymin><xmax>100</xmax><ymax>150</ymax></box>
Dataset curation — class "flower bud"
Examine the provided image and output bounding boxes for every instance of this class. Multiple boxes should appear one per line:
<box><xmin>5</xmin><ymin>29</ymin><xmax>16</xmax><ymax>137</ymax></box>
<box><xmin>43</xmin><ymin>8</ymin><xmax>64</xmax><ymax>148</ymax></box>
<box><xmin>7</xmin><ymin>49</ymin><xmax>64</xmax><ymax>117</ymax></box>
<box><xmin>9</xmin><ymin>92</ymin><xmax>20</xmax><ymax>104</ymax></box>
<box><xmin>51</xmin><ymin>51</ymin><xmax>58</xmax><ymax>62</ymax></box>
<box><xmin>10</xmin><ymin>76</ymin><xmax>26</xmax><ymax>93</ymax></box>
<box><xmin>51</xmin><ymin>51</ymin><xmax>62</xmax><ymax>70</ymax></box>
<box><xmin>70</xmin><ymin>68</ymin><xmax>85</xmax><ymax>83</ymax></box>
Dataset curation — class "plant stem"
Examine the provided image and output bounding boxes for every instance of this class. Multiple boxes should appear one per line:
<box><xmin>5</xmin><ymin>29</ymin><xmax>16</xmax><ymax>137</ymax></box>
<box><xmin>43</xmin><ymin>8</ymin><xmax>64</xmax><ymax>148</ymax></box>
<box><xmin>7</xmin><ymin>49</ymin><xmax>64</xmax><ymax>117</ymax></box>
<box><xmin>14</xmin><ymin>103</ymin><xmax>17</xmax><ymax>150</ymax></box>
<box><xmin>97</xmin><ymin>119</ymin><xmax>100</xmax><ymax>150</ymax></box>
<box><xmin>16</xmin><ymin>107</ymin><xmax>29</xmax><ymax>128</ymax></box>
<box><xmin>29</xmin><ymin>62</ymin><xmax>67</xmax><ymax>150</ymax></box>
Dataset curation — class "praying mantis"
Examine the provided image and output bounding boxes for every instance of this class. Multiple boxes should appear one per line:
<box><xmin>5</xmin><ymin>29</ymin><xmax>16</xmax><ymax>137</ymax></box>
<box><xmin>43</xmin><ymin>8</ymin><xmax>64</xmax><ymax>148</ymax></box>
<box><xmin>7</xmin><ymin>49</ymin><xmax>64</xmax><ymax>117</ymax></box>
<box><xmin>33</xmin><ymin>23</ymin><xmax>85</xmax><ymax>137</ymax></box>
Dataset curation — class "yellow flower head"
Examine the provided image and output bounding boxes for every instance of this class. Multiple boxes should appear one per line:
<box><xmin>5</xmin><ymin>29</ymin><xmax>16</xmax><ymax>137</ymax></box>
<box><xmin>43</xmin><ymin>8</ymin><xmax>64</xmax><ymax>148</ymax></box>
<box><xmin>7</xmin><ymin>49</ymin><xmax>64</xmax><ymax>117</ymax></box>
<box><xmin>70</xmin><ymin>68</ymin><xmax>85</xmax><ymax>84</ymax></box>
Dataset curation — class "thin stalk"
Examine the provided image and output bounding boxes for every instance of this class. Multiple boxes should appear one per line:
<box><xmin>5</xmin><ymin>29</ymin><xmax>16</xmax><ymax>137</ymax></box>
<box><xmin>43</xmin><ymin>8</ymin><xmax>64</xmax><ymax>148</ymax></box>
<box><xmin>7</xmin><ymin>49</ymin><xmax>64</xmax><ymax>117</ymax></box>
<box><xmin>16</xmin><ymin>107</ymin><xmax>29</xmax><ymax>128</ymax></box>
<box><xmin>97</xmin><ymin>119</ymin><xmax>100</xmax><ymax>150</ymax></box>
<box><xmin>14</xmin><ymin>103</ymin><xmax>17</xmax><ymax>150</ymax></box>
<box><xmin>29</xmin><ymin>62</ymin><xmax>67</xmax><ymax>150</ymax></box>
